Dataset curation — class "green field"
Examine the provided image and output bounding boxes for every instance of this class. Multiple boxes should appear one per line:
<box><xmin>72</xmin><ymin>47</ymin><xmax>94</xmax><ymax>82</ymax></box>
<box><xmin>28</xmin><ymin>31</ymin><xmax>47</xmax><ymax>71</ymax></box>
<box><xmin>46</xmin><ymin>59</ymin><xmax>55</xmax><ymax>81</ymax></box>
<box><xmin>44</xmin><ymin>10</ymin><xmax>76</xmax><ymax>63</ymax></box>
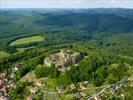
<box><xmin>10</xmin><ymin>36</ymin><xmax>44</xmax><ymax>46</ymax></box>
<box><xmin>0</xmin><ymin>51</ymin><xmax>10</xmax><ymax>58</ymax></box>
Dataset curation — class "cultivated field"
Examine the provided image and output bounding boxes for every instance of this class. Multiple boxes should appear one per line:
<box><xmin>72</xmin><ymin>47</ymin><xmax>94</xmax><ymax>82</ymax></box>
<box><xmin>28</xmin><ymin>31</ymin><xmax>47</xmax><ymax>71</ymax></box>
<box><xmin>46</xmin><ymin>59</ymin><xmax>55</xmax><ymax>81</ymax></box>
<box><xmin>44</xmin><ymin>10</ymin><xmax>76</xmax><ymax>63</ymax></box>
<box><xmin>10</xmin><ymin>36</ymin><xmax>44</xmax><ymax>46</ymax></box>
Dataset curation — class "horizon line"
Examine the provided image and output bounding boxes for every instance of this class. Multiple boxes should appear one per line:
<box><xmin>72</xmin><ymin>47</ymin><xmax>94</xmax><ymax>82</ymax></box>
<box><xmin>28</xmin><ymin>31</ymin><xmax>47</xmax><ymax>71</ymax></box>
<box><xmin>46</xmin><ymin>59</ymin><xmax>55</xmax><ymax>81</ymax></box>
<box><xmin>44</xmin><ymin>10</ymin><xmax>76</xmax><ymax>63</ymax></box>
<box><xmin>1</xmin><ymin>7</ymin><xmax>133</xmax><ymax>9</ymax></box>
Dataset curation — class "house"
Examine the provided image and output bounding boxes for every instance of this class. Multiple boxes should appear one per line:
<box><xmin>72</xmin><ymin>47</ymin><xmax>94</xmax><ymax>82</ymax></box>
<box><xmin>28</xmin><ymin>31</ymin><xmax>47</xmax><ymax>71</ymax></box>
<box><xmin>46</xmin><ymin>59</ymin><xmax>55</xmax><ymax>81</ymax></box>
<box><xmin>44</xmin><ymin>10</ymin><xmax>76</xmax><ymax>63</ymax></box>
<box><xmin>70</xmin><ymin>83</ymin><xmax>76</xmax><ymax>90</ymax></box>
<box><xmin>80</xmin><ymin>92</ymin><xmax>88</xmax><ymax>97</ymax></box>
<box><xmin>36</xmin><ymin>81</ymin><xmax>46</xmax><ymax>87</ymax></box>
<box><xmin>10</xmin><ymin>82</ymin><xmax>16</xmax><ymax>88</ymax></box>
<box><xmin>119</xmin><ymin>83</ymin><xmax>124</xmax><ymax>88</ymax></box>
<box><xmin>30</xmin><ymin>87</ymin><xmax>39</xmax><ymax>94</ymax></box>
<box><xmin>110</xmin><ymin>87</ymin><xmax>116</xmax><ymax>94</ymax></box>
<box><xmin>79</xmin><ymin>82</ymin><xmax>86</xmax><ymax>89</ymax></box>
<box><xmin>12</xmin><ymin>67</ymin><xmax>18</xmax><ymax>72</ymax></box>
<box><xmin>11</xmin><ymin>63</ymin><xmax>21</xmax><ymax>72</ymax></box>
<box><xmin>15</xmin><ymin>63</ymin><xmax>21</xmax><ymax>67</ymax></box>
<box><xmin>120</xmin><ymin>93</ymin><xmax>124</xmax><ymax>97</ymax></box>
<box><xmin>56</xmin><ymin>86</ymin><xmax>64</xmax><ymax>93</ymax></box>
<box><xmin>84</xmin><ymin>81</ymin><xmax>89</xmax><ymax>84</ymax></box>
<box><xmin>115</xmin><ymin>85</ymin><xmax>120</xmax><ymax>90</ymax></box>
<box><xmin>14</xmin><ymin>67</ymin><xmax>18</xmax><ymax>71</ymax></box>
<box><xmin>130</xmin><ymin>81</ymin><xmax>133</xmax><ymax>87</ymax></box>
<box><xmin>94</xmin><ymin>94</ymin><xmax>101</xmax><ymax>100</ymax></box>
<box><xmin>36</xmin><ymin>81</ymin><xmax>43</xmax><ymax>87</ymax></box>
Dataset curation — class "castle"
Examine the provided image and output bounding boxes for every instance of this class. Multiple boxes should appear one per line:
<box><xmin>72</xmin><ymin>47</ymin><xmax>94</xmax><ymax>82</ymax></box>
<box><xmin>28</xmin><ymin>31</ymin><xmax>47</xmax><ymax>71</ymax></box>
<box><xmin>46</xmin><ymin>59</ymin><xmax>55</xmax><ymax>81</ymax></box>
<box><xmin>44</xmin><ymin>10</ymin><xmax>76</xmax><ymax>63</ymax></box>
<box><xmin>44</xmin><ymin>50</ymin><xmax>81</xmax><ymax>71</ymax></box>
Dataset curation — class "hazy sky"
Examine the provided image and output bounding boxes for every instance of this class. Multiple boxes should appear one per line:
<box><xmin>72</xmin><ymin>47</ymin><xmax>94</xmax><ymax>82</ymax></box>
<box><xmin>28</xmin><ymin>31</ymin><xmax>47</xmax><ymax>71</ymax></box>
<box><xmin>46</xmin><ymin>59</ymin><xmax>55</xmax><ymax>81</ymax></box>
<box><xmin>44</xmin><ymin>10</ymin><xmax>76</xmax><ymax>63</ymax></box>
<box><xmin>1</xmin><ymin>0</ymin><xmax>133</xmax><ymax>9</ymax></box>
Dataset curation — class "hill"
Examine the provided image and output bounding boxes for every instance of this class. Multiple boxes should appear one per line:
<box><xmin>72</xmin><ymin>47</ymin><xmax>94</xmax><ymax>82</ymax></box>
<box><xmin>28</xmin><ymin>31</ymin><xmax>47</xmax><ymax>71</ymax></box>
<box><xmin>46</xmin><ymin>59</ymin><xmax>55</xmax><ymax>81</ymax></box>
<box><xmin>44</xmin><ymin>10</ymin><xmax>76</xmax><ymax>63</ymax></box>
<box><xmin>0</xmin><ymin>8</ymin><xmax>133</xmax><ymax>38</ymax></box>
<box><xmin>35</xmin><ymin>13</ymin><xmax>133</xmax><ymax>32</ymax></box>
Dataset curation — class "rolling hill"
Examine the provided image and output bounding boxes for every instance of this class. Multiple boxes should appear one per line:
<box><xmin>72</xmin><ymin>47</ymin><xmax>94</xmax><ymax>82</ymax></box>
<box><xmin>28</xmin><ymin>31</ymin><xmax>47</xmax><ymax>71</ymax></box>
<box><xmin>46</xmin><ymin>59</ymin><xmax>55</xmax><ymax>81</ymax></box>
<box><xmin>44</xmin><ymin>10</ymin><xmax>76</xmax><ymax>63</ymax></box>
<box><xmin>35</xmin><ymin>13</ymin><xmax>133</xmax><ymax>32</ymax></box>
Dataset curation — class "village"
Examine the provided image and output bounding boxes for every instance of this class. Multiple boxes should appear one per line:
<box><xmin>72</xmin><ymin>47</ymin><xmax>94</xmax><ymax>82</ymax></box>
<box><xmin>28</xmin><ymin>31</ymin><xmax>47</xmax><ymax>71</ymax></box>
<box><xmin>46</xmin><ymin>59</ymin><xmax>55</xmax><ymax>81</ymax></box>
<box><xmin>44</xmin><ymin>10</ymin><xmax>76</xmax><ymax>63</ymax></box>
<box><xmin>0</xmin><ymin>63</ymin><xmax>21</xmax><ymax>100</ymax></box>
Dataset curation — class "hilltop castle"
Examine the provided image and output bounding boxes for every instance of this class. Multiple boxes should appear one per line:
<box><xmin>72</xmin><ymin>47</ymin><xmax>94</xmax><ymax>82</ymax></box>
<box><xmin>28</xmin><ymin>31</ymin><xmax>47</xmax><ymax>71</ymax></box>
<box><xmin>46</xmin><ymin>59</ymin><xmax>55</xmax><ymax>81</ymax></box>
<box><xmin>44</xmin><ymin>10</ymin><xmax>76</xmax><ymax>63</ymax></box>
<box><xmin>44</xmin><ymin>50</ymin><xmax>81</xmax><ymax>71</ymax></box>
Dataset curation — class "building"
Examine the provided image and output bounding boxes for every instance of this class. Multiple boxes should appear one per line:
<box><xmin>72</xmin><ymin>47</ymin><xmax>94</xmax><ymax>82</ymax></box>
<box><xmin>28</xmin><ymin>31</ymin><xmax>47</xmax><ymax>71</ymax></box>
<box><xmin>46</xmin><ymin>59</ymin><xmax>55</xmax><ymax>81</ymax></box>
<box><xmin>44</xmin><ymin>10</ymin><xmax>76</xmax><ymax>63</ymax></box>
<box><xmin>30</xmin><ymin>87</ymin><xmax>39</xmax><ymax>94</ymax></box>
<box><xmin>94</xmin><ymin>94</ymin><xmax>101</xmax><ymax>100</ymax></box>
<box><xmin>80</xmin><ymin>92</ymin><xmax>88</xmax><ymax>97</ymax></box>
<box><xmin>130</xmin><ymin>81</ymin><xmax>133</xmax><ymax>87</ymax></box>
<box><xmin>84</xmin><ymin>81</ymin><xmax>89</xmax><ymax>84</ymax></box>
<box><xmin>44</xmin><ymin>50</ymin><xmax>82</xmax><ymax>71</ymax></box>
<box><xmin>36</xmin><ymin>81</ymin><xmax>46</xmax><ymax>87</ymax></box>
<box><xmin>56</xmin><ymin>86</ymin><xmax>64</xmax><ymax>93</ymax></box>
<box><xmin>79</xmin><ymin>82</ymin><xmax>86</xmax><ymax>89</ymax></box>
<box><xmin>70</xmin><ymin>83</ymin><xmax>76</xmax><ymax>90</ymax></box>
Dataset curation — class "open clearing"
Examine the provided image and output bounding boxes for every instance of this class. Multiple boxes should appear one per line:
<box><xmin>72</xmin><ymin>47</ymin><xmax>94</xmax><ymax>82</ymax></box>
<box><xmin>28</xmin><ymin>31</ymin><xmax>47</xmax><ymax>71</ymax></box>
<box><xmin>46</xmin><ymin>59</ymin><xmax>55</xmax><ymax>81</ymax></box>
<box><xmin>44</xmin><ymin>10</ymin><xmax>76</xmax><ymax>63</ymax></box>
<box><xmin>0</xmin><ymin>51</ymin><xmax>10</xmax><ymax>58</ymax></box>
<box><xmin>10</xmin><ymin>36</ymin><xmax>44</xmax><ymax>46</ymax></box>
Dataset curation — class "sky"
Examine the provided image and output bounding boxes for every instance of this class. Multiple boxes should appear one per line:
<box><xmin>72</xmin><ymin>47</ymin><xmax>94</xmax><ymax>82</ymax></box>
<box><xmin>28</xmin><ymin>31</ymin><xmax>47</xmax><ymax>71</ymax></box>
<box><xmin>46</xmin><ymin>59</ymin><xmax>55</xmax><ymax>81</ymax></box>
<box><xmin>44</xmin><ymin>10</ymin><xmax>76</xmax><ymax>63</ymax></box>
<box><xmin>1</xmin><ymin>0</ymin><xmax>133</xmax><ymax>9</ymax></box>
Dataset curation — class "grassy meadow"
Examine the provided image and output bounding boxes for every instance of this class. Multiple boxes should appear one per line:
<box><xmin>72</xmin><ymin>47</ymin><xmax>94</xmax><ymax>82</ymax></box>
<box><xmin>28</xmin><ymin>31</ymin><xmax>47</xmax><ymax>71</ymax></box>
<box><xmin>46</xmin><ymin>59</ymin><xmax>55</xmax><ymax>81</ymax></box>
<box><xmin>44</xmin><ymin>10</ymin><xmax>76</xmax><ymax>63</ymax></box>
<box><xmin>10</xmin><ymin>36</ymin><xmax>44</xmax><ymax>46</ymax></box>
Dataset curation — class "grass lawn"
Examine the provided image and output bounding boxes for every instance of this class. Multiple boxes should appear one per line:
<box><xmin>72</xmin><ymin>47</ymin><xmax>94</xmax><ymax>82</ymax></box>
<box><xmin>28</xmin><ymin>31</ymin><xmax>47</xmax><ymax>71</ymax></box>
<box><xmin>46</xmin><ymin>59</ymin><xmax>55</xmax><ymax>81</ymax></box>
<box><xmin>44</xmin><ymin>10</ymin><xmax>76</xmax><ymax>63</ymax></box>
<box><xmin>0</xmin><ymin>51</ymin><xmax>10</xmax><ymax>58</ymax></box>
<box><xmin>10</xmin><ymin>36</ymin><xmax>44</xmax><ymax>46</ymax></box>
